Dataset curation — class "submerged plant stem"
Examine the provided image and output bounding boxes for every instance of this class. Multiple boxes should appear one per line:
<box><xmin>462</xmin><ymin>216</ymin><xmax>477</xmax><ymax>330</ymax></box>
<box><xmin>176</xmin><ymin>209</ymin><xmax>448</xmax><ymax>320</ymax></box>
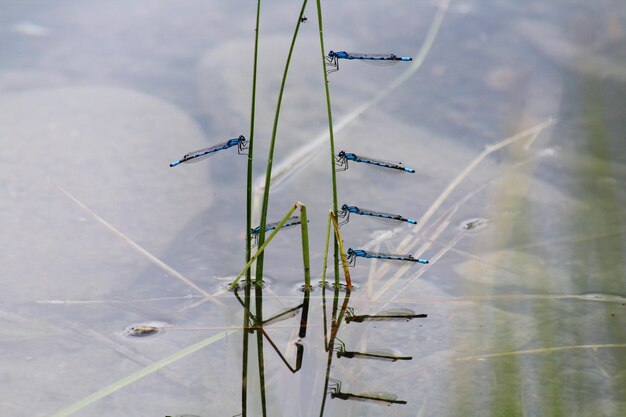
<box><xmin>299</xmin><ymin>204</ymin><xmax>311</xmax><ymax>289</ymax></box>
<box><xmin>254</xmin><ymin>284</ymin><xmax>267</xmax><ymax>417</ymax></box>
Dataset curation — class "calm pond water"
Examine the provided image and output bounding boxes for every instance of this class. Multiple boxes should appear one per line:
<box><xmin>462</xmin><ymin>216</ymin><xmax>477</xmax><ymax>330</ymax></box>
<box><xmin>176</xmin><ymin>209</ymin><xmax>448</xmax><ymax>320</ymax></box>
<box><xmin>1</xmin><ymin>1</ymin><xmax>625</xmax><ymax>416</ymax></box>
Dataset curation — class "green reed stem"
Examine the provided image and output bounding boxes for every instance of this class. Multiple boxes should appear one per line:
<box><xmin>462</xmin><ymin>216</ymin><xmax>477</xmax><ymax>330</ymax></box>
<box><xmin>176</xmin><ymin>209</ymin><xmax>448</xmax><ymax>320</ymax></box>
<box><xmin>242</xmin><ymin>1</ymin><xmax>261</xmax><ymax>415</ymax></box>
<box><xmin>253</xmin><ymin>201</ymin><xmax>306</xmax><ymax>417</ymax></box>
<box><xmin>320</xmin><ymin>211</ymin><xmax>333</xmax><ymax>288</ymax></box>
<box><xmin>299</xmin><ymin>204</ymin><xmax>311</xmax><ymax>289</ymax></box>
<box><xmin>253</xmin><ymin>0</ymin><xmax>308</xmax><ymax>287</ymax></box>
<box><xmin>330</xmin><ymin>212</ymin><xmax>352</xmax><ymax>289</ymax></box>
<box><xmin>246</xmin><ymin>0</ymin><xmax>261</xmax><ymax>279</ymax></box>
<box><xmin>313</xmin><ymin>0</ymin><xmax>340</xmax><ymax>282</ymax></box>
<box><xmin>320</xmin><ymin>211</ymin><xmax>351</xmax><ymax>289</ymax></box>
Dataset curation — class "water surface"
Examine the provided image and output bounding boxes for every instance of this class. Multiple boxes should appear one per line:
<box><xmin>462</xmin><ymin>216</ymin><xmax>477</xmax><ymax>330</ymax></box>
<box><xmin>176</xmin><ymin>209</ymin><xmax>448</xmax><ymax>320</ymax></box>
<box><xmin>1</xmin><ymin>1</ymin><xmax>625</xmax><ymax>416</ymax></box>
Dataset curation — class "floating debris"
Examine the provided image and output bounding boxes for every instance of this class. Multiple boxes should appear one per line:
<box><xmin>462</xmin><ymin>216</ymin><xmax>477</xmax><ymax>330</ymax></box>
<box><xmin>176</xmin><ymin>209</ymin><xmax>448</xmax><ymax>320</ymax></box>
<box><xmin>124</xmin><ymin>321</ymin><xmax>168</xmax><ymax>337</ymax></box>
<box><xmin>461</xmin><ymin>218</ymin><xmax>489</xmax><ymax>231</ymax></box>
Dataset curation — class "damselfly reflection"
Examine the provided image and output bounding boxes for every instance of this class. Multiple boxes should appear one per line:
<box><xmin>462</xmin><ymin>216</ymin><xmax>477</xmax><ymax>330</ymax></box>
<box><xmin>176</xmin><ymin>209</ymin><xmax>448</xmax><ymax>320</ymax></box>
<box><xmin>250</xmin><ymin>216</ymin><xmax>303</xmax><ymax>246</ymax></box>
<box><xmin>346</xmin><ymin>248</ymin><xmax>428</xmax><ymax>266</ymax></box>
<box><xmin>261</xmin><ymin>305</ymin><xmax>303</xmax><ymax>326</ymax></box>
<box><xmin>338</xmin><ymin>204</ymin><xmax>417</xmax><ymax>226</ymax></box>
<box><xmin>169</xmin><ymin>135</ymin><xmax>247</xmax><ymax>167</ymax></box>
<box><xmin>233</xmin><ymin>287</ymin><xmax>303</xmax><ymax>328</ymax></box>
<box><xmin>335</xmin><ymin>151</ymin><xmax>415</xmax><ymax>173</ymax></box>
<box><xmin>334</xmin><ymin>338</ymin><xmax>412</xmax><ymax>361</ymax></box>
<box><xmin>328</xmin><ymin>379</ymin><xmax>407</xmax><ymax>405</ymax></box>
<box><xmin>325</xmin><ymin>51</ymin><xmax>412</xmax><ymax>74</ymax></box>
<box><xmin>345</xmin><ymin>307</ymin><xmax>427</xmax><ymax>323</ymax></box>
<box><xmin>232</xmin><ymin>287</ymin><xmax>308</xmax><ymax>373</ymax></box>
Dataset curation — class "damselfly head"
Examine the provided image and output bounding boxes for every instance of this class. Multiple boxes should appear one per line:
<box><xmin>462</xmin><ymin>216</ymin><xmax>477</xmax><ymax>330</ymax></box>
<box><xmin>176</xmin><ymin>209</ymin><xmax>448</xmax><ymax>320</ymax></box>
<box><xmin>341</xmin><ymin>203</ymin><xmax>349</xmax><ymax>210</ymax></box>
<box><xmin>338</xmin><ymin>150</ymin><xmax>346</xmax><ymax>157</ymax></box>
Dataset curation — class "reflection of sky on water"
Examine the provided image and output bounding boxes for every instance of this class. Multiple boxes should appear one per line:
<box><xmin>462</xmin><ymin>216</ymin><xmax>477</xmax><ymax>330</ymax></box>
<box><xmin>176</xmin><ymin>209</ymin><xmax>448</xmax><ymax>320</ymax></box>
<box><xmin>1</xmin><ymin>0</ymin><xmax>625</xmax><ymax>416</ymax></box>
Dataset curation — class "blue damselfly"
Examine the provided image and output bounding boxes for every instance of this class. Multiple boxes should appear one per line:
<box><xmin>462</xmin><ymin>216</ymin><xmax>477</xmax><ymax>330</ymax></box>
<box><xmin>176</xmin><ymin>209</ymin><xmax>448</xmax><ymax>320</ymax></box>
<box><xmin>325</xmin><ymin>51</ymin><xmax>412</xmax><ymax>73</ymax></box>
<box><xmin>335</xmin><ymin>151</ymin><xmax>415</xmax><ymax>173</ymax></box>
<box><xmin>250</xmin><ymin>216</ymin><xmax>303</xmax><ymax>246</ymax></box>
<box><xmin>345</xmin><ymin>248</ymin><xmax>428</xmax><ymax>266</ymax></box>
<box><xmin>339</xmin><ymin>204</ymin><xmax>417</xmax><ymax>226</ymax></box>
<box><xmin>170</xmin><ymin>135</ymin><xmax>247</xmax><ymax>167</ymax></box>
<box><xmin>345</xmin><ymin>307</ymin><xmax>427</xmax><ymax>323</ymax></box>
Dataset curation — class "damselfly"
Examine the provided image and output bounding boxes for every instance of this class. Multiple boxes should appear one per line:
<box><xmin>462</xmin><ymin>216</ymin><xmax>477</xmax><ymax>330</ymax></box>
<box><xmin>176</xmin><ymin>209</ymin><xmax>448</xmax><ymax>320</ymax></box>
<box><xmin>325</xmin><ymin>51</ymin><xmax>412</xmax><ymax>74</ymax></box>
<box><xmin>250</xmin><ymin>216</ymin><xmax>303</xmax><ymax>246</ymax></box>
<box><xmin>334</xmin><ymin>338</ymin><xmax>412</xmax><ymax>361</ymax></box>
<box><xmin>335</xmin><ymin>151</ymin><xmax>415</xmax><ymax>173</ymax></box>
<box><xmin>328</xmin><ymin>379</ymin><xmax>407</xmax><ymax>405</ymax></box>
<box><xmin>170</xmin><ymin>135</ymin><xmax>247</xmax><ymax>167</ymax></box>
<box><xmin>261</xmin><ymin>304</ymin><xmax>303</xmax><ymax>326</ymax></box>
<box><xmin>345</xmin><ymin>248</ymin><xmax>428</xmax><ymax>266</ymax></box>
<box><xmin>345</xmin><ymin>307</ymin><xmax>427</xmax><ymax>323</ymax></box>
<box><xmin>234</xmin><ymin>289</ymin><xmax>300</xmax><ymax>327</ymax></box>
<box><xmin>338</xmin><ymin>204</ymin><xmax>417</xmax><ymax>226</ymax></box>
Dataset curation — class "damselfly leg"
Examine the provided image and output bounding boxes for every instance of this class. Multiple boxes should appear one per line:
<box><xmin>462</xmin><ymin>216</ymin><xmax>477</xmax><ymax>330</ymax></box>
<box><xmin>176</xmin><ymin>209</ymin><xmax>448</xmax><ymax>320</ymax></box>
<box><xmin>325</xmin><ymin>54</ymin><xmax>339</xmax><ymax>74</ymax></box>
<box><xmin>334</xmin><ymin>151</ymin><xmax>349</xmax><ymax>171</ymax></box>
<box><xmin>333</xmin><ymin>338</ymin><xmax>347</xmax><ymax>355</ymax></box>
<box><xmin>328</xmin><ymin>378</ymin><xmax>343</xmax><ymax>396</ymax></box>
<box><xmin>236</xmin><ymin>135</ymin><xmax>248</xmax><ymax>155</ymax></box>
<box><xmin>337</xmin><ymin>204</ymin><xmax>351</xmax><ymax>226</ymax></box>
<box><xmin>345</xmin><ymin>248</ymin><xmax>359</xmax><ymax>266</ymax></box>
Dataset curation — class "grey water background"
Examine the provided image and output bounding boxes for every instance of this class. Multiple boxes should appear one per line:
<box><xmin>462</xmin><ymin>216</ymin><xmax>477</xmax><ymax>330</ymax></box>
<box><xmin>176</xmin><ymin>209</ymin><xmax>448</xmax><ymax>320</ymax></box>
<box><xmin>1</xmin><ymin>0</ymin><xmax>625</xmax><ymax>416</ymax></box>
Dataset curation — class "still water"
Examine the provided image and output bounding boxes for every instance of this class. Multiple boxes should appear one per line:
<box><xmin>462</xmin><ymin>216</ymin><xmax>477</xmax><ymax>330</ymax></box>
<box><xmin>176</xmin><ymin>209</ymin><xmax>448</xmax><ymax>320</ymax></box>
<box><xmin>1</xmin><ymin>0</ymin><xmax>625</xmax><ymax>416</ymax></box>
